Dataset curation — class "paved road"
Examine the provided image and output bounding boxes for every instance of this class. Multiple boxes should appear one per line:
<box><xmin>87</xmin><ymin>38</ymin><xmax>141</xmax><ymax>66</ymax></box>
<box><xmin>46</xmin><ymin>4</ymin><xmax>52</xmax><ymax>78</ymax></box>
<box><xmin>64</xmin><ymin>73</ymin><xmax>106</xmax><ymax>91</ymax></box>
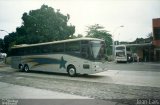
<box><xmin>0</xmin><ymin>62</ymin><xmax>160</xmax><ymax>105</ymax></box>
<box><xmin>108</xmin><ymin>62</ymin><xmax>160</xmax><ymax>72</ymax></box>
<box><xmin>106</xmin><ymin>62</ymin><xmax>160</xmax><ymax>87</ymax></box>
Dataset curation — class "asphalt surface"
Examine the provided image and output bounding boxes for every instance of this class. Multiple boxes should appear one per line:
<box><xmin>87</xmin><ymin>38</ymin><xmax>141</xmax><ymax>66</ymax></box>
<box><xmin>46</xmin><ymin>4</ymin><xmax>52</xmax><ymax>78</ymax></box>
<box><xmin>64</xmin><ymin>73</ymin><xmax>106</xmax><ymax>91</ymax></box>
<box><xmin>0</xmin><ymin>61</ymin><xmax>160</xmax><ymax>105</ymax></box>
<box><xmin>108</xmin><ymin>62</ymin><xmax>160</xmax><ymax>72</ymax></box>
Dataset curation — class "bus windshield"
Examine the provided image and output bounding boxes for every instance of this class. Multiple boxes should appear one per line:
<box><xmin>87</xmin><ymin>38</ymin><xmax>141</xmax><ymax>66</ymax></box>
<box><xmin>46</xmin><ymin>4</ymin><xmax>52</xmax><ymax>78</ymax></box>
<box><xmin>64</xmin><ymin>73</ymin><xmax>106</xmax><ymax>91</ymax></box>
<box><xmin>90</xmin><ymin>41</ymin><xmax>105</xmax><ymax>60</ymax></box>
<box><xmin>116</xmin><ymin>46</ymin><xmax>125</xmax><ymax>50</ymax></box>
<box><xmin>116</xmin><ymin>51</ymin><xmax>125</xmax><ymax>57</ymax></box>
<box><xmin>115</xmin><ymin>46</ymin><xmax>126</xmax><ymax>57</ymax></box>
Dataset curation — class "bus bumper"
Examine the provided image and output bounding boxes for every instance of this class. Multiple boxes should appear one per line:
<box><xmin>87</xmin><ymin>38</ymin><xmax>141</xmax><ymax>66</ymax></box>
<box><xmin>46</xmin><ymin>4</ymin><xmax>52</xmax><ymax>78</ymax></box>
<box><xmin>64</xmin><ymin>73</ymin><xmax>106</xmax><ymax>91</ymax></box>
<box><xmin>116</xmin><ymin>57</ymin><xmax>127</xmax><ymax>62</ymax></box>
<box><xmin>92</xmin><ymin>62</ymin><xmax>107</xmax><ymax>73</ymax></box>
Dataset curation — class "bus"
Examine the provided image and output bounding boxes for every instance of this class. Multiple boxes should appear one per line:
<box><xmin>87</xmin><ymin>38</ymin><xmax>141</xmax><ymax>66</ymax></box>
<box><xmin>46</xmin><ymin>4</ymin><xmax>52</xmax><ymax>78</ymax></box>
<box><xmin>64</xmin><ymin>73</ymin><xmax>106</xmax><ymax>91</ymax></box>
<box><xmin>115</xmin><ymin>45</ymin><xmax>132</xmax><ymax>63</ymax></box>
<box><xmin>8</xmin><ymin>38</ymin><xmax>107</xmax><ymax>76</ymax></box>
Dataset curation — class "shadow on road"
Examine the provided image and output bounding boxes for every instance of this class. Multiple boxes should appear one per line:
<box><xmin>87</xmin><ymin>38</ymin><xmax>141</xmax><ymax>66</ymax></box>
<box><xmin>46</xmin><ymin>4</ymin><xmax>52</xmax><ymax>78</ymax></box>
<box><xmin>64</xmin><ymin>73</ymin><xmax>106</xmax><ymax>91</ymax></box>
<box><xmin>15</xmin><ymin>70</ymin><xmax>106</xmax><ymax>79</ymax></box>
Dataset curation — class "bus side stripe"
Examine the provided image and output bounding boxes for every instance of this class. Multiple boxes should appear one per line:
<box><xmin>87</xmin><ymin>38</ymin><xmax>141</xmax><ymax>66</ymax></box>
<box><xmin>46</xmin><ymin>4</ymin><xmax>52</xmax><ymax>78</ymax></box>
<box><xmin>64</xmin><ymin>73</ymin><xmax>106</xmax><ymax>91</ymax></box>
<box><xmin>27</xmin><ymin>56</ymin><xmax>67</xmax><ymax>69</ymax></box>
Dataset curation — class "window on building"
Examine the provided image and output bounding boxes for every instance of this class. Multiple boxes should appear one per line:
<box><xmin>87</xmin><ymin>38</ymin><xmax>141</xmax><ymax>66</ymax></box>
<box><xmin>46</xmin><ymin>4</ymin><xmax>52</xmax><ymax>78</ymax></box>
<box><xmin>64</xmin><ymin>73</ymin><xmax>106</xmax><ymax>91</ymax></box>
<box><xmin>154</xmin><ymin>27</ymin><xmax>160</xmax><ymax>40</ymax></box>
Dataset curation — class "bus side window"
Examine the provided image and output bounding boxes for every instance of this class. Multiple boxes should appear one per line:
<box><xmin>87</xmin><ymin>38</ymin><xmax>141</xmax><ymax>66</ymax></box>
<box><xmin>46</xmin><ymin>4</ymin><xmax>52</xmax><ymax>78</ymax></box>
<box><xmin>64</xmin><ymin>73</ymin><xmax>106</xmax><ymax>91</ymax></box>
<box><xmin>52</xmin><ymin>43</ymin><xmax>64</xmax><ymax>53</ymax></box>
<box><xmin>65</xmin><ymin>42</ymin><xmax>80</xmax><ymax>52</ymax></box>
<box><xmin>81</xmin><ymin>46</ymin><xmax>88</xmax><ymax>58</ymax></box>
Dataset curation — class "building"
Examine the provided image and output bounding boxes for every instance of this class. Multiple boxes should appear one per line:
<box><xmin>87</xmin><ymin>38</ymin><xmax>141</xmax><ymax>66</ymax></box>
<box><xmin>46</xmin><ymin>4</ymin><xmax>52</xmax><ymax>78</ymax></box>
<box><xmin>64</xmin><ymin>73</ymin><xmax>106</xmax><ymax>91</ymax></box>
<box><xmin>125</xmin><ymin>43</ymin><xmax>153</xmax><ymax>62</ymax></box>
<box><xmin>153</xmin><ymin>18</ymin><xmax>160</xmax><ymax>61</ymax></box>
<box><xmin>116</xmin><ymin>18</ymin><xmax>160</xmax><ymax>62</ymax></box>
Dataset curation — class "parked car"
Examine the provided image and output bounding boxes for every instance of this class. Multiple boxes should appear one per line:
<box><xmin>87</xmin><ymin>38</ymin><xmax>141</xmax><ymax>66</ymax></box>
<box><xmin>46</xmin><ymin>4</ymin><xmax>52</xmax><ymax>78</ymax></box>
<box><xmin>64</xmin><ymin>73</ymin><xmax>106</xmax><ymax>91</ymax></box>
<box><xmin>0</xmin><ymin>53</ymin><xmax>7</xmax><ymax>59</ymax></box>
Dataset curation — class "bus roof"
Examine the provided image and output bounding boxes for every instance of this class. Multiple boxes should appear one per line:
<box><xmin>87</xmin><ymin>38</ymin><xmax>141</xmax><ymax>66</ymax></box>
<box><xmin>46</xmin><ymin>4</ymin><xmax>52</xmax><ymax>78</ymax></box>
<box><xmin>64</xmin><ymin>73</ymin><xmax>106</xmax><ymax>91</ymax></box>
<box><xmin>12</xmin><ymin>37</ymin><xmax>104</xmax><ymax>49</ymax></box>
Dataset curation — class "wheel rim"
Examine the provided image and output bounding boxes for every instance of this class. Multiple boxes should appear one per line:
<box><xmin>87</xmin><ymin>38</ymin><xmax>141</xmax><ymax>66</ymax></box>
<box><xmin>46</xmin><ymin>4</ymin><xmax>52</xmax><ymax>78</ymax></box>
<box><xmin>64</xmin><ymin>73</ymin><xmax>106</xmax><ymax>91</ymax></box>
<box><xmin>24</xmin><ymin>66</ymin><xmax>29</xmax><ymax>72</ymax></box>
<box><xmin>69</xmin><ymin>68</ymin><xmax>75</xmax><ymax>76</ymax></box>
<box><xmin>19</xmin><ymin>65</ymin><xmax>23</xmax><ymax>70</ymax></box>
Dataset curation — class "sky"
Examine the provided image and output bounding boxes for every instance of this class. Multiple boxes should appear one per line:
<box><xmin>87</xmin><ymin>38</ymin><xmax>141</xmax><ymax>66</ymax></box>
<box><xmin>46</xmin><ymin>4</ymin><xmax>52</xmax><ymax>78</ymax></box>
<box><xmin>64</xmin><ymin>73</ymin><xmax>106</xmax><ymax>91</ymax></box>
<box><xmin>0</xmin><ymin>0</ymin><xmax>160</xmax><ymax>42</ymax></box>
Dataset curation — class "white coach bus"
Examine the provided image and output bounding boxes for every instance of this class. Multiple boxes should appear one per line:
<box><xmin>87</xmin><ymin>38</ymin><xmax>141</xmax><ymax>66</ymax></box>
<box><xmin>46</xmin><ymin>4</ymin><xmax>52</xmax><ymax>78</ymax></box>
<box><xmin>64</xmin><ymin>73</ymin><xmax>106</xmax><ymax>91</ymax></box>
<box><xmin>8</xmin><ymin>38</ymin><xmax>107</xmax><ymax>76</ymax></box>
<box><xmin>115</xmin><ymin>45</ymin><xmax>132</xmax><ymax>63</ymax></box>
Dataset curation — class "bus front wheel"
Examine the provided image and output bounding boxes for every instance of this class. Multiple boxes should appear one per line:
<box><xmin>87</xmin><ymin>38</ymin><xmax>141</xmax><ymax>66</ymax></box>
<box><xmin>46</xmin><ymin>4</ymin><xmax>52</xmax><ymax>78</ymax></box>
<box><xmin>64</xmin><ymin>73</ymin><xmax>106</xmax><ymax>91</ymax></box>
<box><xmin>24</xmin><ymin>64</ymin><xmax>29</xmax><ymax>72</ymax></box>
<box><xmin>67</xmin><ymin>66</ymin><xmax>76</xmax><ymax>77</ymax></box>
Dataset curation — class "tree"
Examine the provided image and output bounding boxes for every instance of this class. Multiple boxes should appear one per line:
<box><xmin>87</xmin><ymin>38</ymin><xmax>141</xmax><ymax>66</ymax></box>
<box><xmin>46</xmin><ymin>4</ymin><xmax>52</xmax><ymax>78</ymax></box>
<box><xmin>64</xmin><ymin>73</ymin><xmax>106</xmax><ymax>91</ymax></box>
<box><xmin>0</xmin><ymin>38</ymin><xmax>4</xmax><ymax>52</ymax></box>
<box><xmin>21</xmin><ymin>5</ymin><xmax>75</xmax><ymax>43</ymax></box>
<box><xmin>77</xmin><ymin>34</ymin><xmax>83</xmax><ymax>38</ymax></box>
<box><xmin>86</xmin><ymin>24</ymin><xmax>113</xmax><ymax>55</ymax></box>
<box><xmin>146</xmin><ymin>32</ymin><xmax>153</xmax><ymax>42</ymax></box>
<box><xmin>3</xmin><ymin>32</ymin><xmax>17</xmax><ymax>53</ymax></box>
<box><xmin>4</xmin><ymin>5</ymin><xmax>75</xmax><ymax>53</ymax></box>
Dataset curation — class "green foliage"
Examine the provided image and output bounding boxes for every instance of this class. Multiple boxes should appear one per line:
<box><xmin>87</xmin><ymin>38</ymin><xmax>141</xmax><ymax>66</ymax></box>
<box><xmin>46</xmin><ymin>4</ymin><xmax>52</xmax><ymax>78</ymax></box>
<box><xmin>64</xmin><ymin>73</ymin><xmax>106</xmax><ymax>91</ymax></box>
<box><xmin>0</xmin><ymin>38</ymin><xmax>4</xmax><ymax>52</ymax></box>
<box><xmin>21</xmin><ymin>5</ymin><xmax>75</xmax><ymax>43</ymax></box>
<box><xmin>86</xmin><ymin>24</ymin><xmax>113</xmax><ymax>55</ymax></box>
<box><xmin>77</xmin><ymin>34</ymin><xmax>83</xmax><ymax>38</ymax></box>
<box><xmin>70</xmin><ymin>34</ymin><xmax>83</xmax><ymax>39</ymax></box>
<box><xmin>3</xmin><ymin>5</ymin><xmax>75</xmax><ymax>53</ymax></box>
<box><xmin>3</xmin><ymin>32</ymin><xmax>17</xmax><ymax>53</ymax></box>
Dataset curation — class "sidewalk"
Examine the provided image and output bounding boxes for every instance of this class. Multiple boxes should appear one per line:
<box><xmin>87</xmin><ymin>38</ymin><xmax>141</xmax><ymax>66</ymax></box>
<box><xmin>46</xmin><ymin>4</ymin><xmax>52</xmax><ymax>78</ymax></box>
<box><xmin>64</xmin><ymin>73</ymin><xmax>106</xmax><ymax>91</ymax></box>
<box><xmin>0</xmin><ymin>61</ymin><xmax>4</xmax><ymax>66</ymax></box>
<box><xmin>0</xmin><ymin>61</ymin><xmax>9</xmax><ymax>67</ymax></box>
<box><xmin>0</xmin><ymin>82</ymin><xmax>121</xmax><ymax>105</ymax></box>
<box><xmin>0</xmin><ymin>82</ymin><xmax>88</xmax><ymax>99</ymax></box>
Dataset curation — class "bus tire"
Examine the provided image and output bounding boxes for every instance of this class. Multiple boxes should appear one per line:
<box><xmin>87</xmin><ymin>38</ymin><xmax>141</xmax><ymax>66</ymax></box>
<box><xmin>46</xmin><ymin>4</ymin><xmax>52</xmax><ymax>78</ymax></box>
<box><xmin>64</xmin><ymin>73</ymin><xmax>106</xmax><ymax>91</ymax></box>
<box><xmin>67</xmin><ymin>66</ymin><xmax>76</xmax><ymax>77</ymax></box>
<box><xmin>24</xmin><ymin>64</ymin><xmax>29</xmax><ymax>72</ymax></box>
<box><xmin>18</xmin><ymin>64</ymin><xmax>24</xmax><ymax>72</ymax></box>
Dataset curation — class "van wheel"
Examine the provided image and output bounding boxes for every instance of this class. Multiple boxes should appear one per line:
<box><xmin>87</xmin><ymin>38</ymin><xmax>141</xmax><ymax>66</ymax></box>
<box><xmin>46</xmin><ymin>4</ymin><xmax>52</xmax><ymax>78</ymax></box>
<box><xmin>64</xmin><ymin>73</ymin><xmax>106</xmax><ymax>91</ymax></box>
<box><xmin>24</xmin><ymin>65</ymin><xmax>29</xmax><ymax>72</ymax></box>
<box><xmin>18</xmin><ymin>64</ymin><xmax>23</xmax><ymax>72</ymax></box>
<box><xmin>67</xmin><ymin>66</ymin><xmax>76</xmax><ymax>77</ymax></box>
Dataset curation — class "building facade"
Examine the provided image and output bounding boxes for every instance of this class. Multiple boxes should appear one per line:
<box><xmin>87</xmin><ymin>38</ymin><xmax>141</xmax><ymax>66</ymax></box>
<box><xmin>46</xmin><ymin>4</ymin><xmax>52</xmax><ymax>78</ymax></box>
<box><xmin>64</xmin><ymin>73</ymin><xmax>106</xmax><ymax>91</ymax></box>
<box><xmin>153</xmin><ymin>18</ymin><xmax>160</xmax><ymax>61</ymax></box>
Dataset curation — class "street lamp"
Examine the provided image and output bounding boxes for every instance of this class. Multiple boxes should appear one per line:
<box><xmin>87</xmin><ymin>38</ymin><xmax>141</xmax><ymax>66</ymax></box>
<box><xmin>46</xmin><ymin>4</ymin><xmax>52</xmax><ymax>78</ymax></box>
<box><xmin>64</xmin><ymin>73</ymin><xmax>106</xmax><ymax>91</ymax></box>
<box><xmin>0</xmin><ymin>29</ymin><xmax>9</xmax><ymax>34</ymax></box>
<box><xmin>112</xmin><ymin>25</ymin><xmax>124</xmax><ymax>61</ymax></box>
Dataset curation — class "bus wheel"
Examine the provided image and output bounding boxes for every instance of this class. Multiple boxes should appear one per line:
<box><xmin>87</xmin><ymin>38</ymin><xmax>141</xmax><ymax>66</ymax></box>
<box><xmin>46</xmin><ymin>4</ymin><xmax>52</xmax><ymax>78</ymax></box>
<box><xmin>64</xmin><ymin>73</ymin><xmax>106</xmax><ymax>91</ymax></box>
<box><xmin>24</xmin><ymin>64</ymin><xmax>29</xmax><ymax>72</ymax></box>
<box><xmin>67</xmin><ymin>66</ymin><xmax>76</xmax><ymax>77</ymax></box>
<box><xmin>18</xmin><ymin>64</ymin><xmax>23</xmax><ymax>72</ymax></box>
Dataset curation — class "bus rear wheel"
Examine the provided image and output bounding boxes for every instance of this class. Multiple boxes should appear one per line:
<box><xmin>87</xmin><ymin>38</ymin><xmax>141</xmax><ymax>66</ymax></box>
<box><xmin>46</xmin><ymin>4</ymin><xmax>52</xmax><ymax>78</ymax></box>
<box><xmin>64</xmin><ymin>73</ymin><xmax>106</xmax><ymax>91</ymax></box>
<box><xmin>18</xmin><ymin>64</ymin><xmax>23</xmax><ymax>72</ymax></box>
<box><xmin>24</xmin><ymin>64</ymin><xmax>29</xmax><ymax>72</ymax></box>
<box><xmin>67</xmin><ymin>66</ymin><xmax>76</xmax><ymax>77</ymax></box>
